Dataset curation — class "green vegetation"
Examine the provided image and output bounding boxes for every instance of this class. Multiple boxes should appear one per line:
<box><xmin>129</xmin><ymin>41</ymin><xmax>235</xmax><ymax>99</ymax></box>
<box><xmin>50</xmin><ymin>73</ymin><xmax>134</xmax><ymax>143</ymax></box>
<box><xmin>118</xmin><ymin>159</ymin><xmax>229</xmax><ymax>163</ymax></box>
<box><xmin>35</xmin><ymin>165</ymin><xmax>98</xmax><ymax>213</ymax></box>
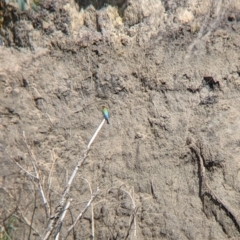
<box><xmin>5</xmin><ymin>0</ymin><xmax>42</xmax><ymax>11</ymax></box>
<box><xmin>0</xmin><ymin>216</ymin><xmax>16</xmax><ymax>240</ymax></box>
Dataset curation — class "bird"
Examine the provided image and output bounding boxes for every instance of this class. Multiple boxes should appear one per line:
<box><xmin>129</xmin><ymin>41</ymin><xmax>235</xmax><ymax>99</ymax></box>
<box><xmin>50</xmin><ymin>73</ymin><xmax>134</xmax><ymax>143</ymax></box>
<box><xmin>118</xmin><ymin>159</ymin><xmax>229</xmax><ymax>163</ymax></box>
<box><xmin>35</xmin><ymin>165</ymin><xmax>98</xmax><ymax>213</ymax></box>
<box><xmin>102</xmin><ymin>106</ymin><xmax>109</xmax><ymax>124</ymax></box>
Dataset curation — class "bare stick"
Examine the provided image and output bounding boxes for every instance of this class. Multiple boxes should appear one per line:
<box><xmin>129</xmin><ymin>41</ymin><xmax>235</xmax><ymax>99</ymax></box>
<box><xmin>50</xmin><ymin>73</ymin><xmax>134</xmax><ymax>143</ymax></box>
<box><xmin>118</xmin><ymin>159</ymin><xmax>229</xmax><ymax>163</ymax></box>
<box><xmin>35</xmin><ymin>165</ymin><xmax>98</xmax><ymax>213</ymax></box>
<box><xmin>124</xmin><ymin>207</ymin><xmax>139</xmax><ymax>240</ymax></box>
<box><xmin>54</xmin><ymin>199</ymin><xmax>72</xmax><ymax>240</ymax></box>
<box><xmin>81</xmin><ymin>178</ymin><xmax>95</xmax><ymax>240</ymax></box>
<box><xmin>120</xmin><ymin>187</ymin><xmax>137</xmax><ymax>237</ymax></box>
<box><xmin>44</xmin><ymin>118</ymin><xmax>105</xmax><ymax>239</ymax></box>
<box><xmin>132</xmin><ymin>187</ymin><xmax>137</xmax><ymax>237</ymax></box>
<box><xmin>48</xmin><ymin>150</ymin><xmax>57</xmax><ymax>196</ymax></box>
<box><xmin>28</xmin><ymin>185</ymin><xmax>37</xmax><ymax>240</ymax></box>
<box><xmin>23</xmin><ymin>131</ymin><xmax>50</xmax><ymax>219</ymax></box>
<box><xmin>108</xmin><ymin>187</ymin><xmax>136</xmax><ymax>210</ymax></box>
<box><xmin>91</xmin><ymin>203</ymin><xmax>94</xmax><ymax>240</ymax></box>
<box><xmin>43</xmin><ymin>149</ymin><xmax>89</xmax><ymax>240</ymax></box>
<box><xmin>64</xmin><ymin>188</ymin><xmax>99</xmax><ymax>238</ymax></box>
<box><xmin>108</xmin><ymin>186</ymin><xmax>137</xmax><ymax>238</ymax></box>
<box><xmin>2</xmin><ymin>187</ymin><xmax>42</xmax><ymax>239</ymax></box>
<box><xmin>5</xmin><ymin>151</ymin><xmax>37</xmax><ymax>180</ymax></box>
<box><xmin>87</xmin><ymin>119</ymin><xmax>105</xmax><ymax>149</ymax></box>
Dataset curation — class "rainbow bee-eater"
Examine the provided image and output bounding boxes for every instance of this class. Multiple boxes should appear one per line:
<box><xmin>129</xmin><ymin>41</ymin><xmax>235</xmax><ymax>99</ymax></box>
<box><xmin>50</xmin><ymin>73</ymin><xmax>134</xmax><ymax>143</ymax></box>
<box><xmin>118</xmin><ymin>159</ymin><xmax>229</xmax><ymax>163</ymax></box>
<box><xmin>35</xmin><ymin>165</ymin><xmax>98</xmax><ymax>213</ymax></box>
<box><xmin>102</xmin><ymin>106</ymin><xmax>109</xmax><ymax>124</ymax></box>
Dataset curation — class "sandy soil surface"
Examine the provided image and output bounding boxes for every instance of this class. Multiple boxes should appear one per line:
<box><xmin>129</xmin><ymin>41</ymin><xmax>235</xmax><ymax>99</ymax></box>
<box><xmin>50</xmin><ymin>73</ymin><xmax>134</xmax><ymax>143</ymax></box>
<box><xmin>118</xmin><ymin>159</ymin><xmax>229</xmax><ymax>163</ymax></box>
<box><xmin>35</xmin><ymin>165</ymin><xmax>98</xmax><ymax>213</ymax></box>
<box><xmin>1</xmin><ymin>0</ymin><xmax>240</xmax><ymax>239</ymax></box>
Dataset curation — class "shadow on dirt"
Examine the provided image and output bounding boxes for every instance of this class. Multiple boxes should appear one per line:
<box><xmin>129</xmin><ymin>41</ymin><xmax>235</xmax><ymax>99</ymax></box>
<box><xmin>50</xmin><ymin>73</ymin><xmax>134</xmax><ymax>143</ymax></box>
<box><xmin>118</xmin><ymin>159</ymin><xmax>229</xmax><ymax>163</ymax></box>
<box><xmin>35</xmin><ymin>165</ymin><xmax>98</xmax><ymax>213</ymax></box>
<box><xmin>74</xmin><ymin>0</ymin><xmax>126</xmax><ymax>10</ymax></box>
<box><xmin>74</xmin><ymin>0</ymin><xmax>128</xmax><ymax>17</ymax></box>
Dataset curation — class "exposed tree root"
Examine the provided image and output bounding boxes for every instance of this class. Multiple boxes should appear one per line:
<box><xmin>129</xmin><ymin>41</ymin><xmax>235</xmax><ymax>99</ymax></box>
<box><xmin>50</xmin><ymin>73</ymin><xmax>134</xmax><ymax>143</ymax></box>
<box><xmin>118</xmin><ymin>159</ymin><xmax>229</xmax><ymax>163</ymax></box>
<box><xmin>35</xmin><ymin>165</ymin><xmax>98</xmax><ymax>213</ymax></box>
<box><xmin>188</xmin><ymin>138</ymin><xmax>240</xmax><ymax>234</ymax></box>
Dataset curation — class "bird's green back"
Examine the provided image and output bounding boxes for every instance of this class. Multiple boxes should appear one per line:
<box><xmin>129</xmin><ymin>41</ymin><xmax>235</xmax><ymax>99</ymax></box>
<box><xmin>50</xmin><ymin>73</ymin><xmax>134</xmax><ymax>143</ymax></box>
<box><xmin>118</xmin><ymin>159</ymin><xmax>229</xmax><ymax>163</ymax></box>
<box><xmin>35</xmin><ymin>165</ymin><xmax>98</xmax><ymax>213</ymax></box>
<box><xmin>102</xmin><ymin>107</ymin><xmax>108</xmax><ymax>114</ymax></box>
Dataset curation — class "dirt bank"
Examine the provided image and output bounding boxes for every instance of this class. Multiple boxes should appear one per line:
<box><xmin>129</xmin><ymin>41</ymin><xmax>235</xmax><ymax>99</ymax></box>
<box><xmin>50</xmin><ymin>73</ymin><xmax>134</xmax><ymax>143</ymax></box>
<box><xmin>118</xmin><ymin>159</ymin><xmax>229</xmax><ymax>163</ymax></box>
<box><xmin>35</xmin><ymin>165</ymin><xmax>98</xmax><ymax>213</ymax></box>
<box><xmin>1</xmin><ymin>0</ymin><xmax>240</xmax><ymax>239</ymax></box>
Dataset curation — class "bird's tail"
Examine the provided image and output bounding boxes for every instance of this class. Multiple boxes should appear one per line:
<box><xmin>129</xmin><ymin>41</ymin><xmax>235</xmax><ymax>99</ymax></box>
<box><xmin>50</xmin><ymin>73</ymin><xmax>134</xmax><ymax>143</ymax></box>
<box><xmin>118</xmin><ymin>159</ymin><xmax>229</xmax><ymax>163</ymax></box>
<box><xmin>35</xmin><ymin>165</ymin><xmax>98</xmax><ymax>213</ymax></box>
<box><xmin>106</xmin><ymin>119</ymin><xmax>109</xmax><ymax>124</ymax></box>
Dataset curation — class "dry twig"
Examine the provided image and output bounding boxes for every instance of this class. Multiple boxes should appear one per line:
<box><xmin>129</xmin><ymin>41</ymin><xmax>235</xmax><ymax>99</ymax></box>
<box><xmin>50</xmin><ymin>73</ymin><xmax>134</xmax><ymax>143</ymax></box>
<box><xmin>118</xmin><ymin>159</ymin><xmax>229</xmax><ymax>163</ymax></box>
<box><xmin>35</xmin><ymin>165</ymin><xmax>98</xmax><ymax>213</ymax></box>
<box><xmin>54</xmin><ymin>199</ymin><xmax>72</xmax><ymax>240</ymax></box>
<box><xmin>124</xmin><ymin>207</ymin><xmax>139</xmax><ymax>240</ymax></box>
<box><xmin>43</xmin><ymin>149</ymin><xmax>89</xmax><ymax>240</ymax></box>
<box><xmin>64</xmin><ymin>188</ymin><xmax>100</xmax><ymax>239</ymax></box>
<box><xmin>23</xmin><ymin>131</ymin><xmax>50</xmax><ymax>219</ymax></box>
<box><xmin>2</xmin><ymin>187</ymin><xmax>42</xmax><ymax>239</ymax></box>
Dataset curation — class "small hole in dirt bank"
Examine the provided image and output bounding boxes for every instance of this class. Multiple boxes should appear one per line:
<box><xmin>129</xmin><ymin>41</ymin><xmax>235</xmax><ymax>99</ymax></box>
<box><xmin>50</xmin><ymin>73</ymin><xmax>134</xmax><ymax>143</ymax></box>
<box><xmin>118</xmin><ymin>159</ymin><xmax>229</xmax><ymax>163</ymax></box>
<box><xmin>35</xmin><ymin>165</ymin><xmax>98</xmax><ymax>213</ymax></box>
<box><xmin>228</xmin><ymin>15</ymin><xmax>235</xmax><ymax>22</ymax></box>
<box><xmin>74</xmin><ymin>0</ymin><xmax>126</xmax><ymax>11</ymax></box>
<box><xmin>74</xmin><ymin>0</ymin><xmax>128</xmax><ymax>18</ymax></box>
<box><xmin>203</xmin><ymin>77</ymin><xmax>220</xmax><ymax>91</ymax></box>
<box><xmin>22</xmin><ymin>78</ymin><xmax>29</xmax><ymax>88</ymax></box>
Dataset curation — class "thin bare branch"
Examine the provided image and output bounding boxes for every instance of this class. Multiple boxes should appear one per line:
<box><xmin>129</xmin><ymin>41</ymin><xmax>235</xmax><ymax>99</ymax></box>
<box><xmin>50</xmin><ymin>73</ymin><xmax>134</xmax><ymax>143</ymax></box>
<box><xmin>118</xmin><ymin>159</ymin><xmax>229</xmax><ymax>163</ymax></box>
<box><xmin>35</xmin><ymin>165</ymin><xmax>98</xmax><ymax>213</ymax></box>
<box><xmin>5</xmin><ymin>151</ymin><xmax>37</xmax><ymax>180</ymax></box>
<box><xmin>64</xmin><ymin>188</ymin><xmax>99</xmax><ymax>239</ymax></box>
<box><xmin>28</xmin><ymin>185</ymin><xmax>37</xmax><ymax>240</ymax></box>
<box><xmin>87</xmin><ymin>119</ymin><xmax>105</xmax><ymax>149</ymax></box>
<box><xmin>124</xmin><ymin>207</ymin><xmax>139</xmax><ymax>240</ymax></box>
<box><xmin>2</xmin><ymin>187</ymin><xmax>42</xmax><ymax>239</ymax></box>
<box><xmin>54</xmin><ymin>199</ymin><xmax>72</xmax><ymax>240</ymax></box>
<box><xmin>91</xmin><ymin>203</ymin><xmax>95</xmax><ymax>240</ymax></box>
<box><xmin>44</xmin><ymin>117</ymin><xmax>105</xmax><ymax>239</ymax></box>
<box><xmin>108</xmin><ymin>186</ymin><xmax>137</xmax><ymax>238</ymax></box>
<box><xmin>23</xmin><ymin>131</ymin><xmax>50</xmax><ymax>219</ymax></box>
<box><xmin>43</xmin><ymin>149</ymin><xmax>89</xmax><ymax>240</ymax></box>
<box><xmin>81</xmin><ymin>178</ymin><xmax>93</xmax><ymax>194</ymax></box>
<box><xmin>48</xmin><ymin>150</ymin><xmax>57</xmax><ymax>196</ymax></box>
<box><xmin>81</xmin><ymin>178</ymin><xmax>95</xmax><ymax>239</ymax></box>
